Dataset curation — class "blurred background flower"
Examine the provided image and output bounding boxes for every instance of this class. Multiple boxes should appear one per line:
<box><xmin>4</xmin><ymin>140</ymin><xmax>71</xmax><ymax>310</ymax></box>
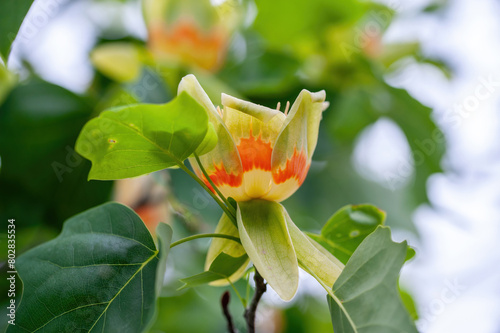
<box><xmin>1</xmin><ymin>0</ymin><xmax>499</xmax><ymax>332</ymax></box>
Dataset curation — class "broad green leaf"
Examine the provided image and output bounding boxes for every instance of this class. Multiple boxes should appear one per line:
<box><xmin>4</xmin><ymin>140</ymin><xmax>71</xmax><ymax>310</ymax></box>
<box><xmin>179</xmin><ymin>253</ymin><xmax>248</xmax><ymax>289</ymax></box>
<box><xmin>8</xmin><ymin>203</ymin><xmax>172</xmax><ymax>333</ymax></box>
<box><xmin>237</xmin><ymin>200</ymin><xmax>298</xmax><ymax>301</ymax></box>
<box><xmin>0</xmin><ymin>0</ymin><xmax>34</xmax><ymax>59</ymax></box>
<box><xmin>194</xmin><ymin>121</ymin><xmax>218</xmax><ymax>156</ymax></box>
<box><xmin>328</xmin><ymin>227</ymin><xmax>417</xmax><ymax>333</ymax></box>
<box><xmin>205</xmin><ymin>214</ymin><xmax>249</xmax><ymax>286</ymax></box>
<box><xmin>75</xmin><ymin>92</ymin><xmax>215</xmax><ymax>180</ymax></box>
<box><xmin>307</xmin><ymin>204</ymin><xmax>385</xmax><ymax>264</ymax></box>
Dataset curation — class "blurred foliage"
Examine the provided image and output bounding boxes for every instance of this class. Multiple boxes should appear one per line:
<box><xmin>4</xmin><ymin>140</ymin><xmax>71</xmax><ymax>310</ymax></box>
<box><xmin>0</xmin><ymin>0</ymin><xmax>34</xmax><ymax>59</ymax></box>
<box><xmin>0</xmin><ymin>0</ymin><xmax>452</xmax><ymax>330</ymax></box>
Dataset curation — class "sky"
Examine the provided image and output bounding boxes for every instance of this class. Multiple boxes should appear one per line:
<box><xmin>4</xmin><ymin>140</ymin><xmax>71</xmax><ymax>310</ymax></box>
<box><xmin>7</xmin><ymin>0</ymin><xmax>500</xmax><ymax>332</ymax></box>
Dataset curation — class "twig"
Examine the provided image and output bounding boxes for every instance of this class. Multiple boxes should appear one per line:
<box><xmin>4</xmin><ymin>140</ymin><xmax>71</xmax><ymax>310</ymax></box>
<box><xmin>244</xmin><ymin>269</ymin><xmax>267</xmax><ymax>333</ymax></box>
<box><xmin>221</xmin><ymin>291</ymin><xmax>237</xmax><ymax>333</ymax></box>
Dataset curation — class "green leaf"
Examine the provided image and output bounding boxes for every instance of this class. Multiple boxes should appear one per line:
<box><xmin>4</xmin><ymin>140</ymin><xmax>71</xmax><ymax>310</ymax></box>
<box><xmin>399</xmin><ymin>287</ymin><xmax>419</xmax><ymax>320</ymax></box>
<box><xmin>0</xmin><ymin>0</ymin><xmax>34</xmax><ymax>59</ymax></box>
<box><xmin>328</xmin><ymin>227</ymin><xmax>417</xmax><ymax>333</ymax></box>
<box><xmin>8</xmin><ymin>203</ymin><xmax>172</xmax><ymax>333</ymax></box>
<box><xmin>75</xmin><ymin>92</ymin><xmax>215</xmax><ymax>180</ymax></box>
<box><xmin>155</xmin><ymin>222</ymin><xmax>173</xmax><ymax>296</ymax></box>
<box><xmin>0</xmin><ymin>78</ymin><xmax>113</xmax><ymax>231</ymax></box>
<box><xmin>179</xmin><ymin>253</ymin><xmax>248</xmax><ymax>289</ymax></box>
<box><xmin>384</xmin><ymin>84</ymin><xmax>445</xmax><ymax>203</ymax></box>
<box><xmin>237</xmin><ymin>200</ymin><xmax>298</xmax><ymax>301</ymax></box>
<box><xmin>253</xmin><ymin>0</ymin><xmax>365</xmax><ymax>49</ymax></box>
<box><xmin>307</xmin><ymin>204</ymin><xmax>385</xmax><ymax>265</ymax></box>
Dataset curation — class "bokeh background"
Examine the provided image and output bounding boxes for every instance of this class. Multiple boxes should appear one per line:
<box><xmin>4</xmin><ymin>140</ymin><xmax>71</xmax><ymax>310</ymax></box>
<box><xmin>1</xmin><ymin>0</ymin><xmax>499</xmax><ymax>332</ymax></box>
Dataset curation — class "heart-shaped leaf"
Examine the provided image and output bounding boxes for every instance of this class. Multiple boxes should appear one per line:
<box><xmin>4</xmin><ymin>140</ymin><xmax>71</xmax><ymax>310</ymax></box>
<box><xmin>307</xmin><ymin>204</ymin><xmax>385</xmax><ymax>264</ymax></box>
<box><xmin>8</xmin><ymin>203</ymin><xmax>172</xmax><ymax>333</ymax></box>
<box><xmin>328</xmin><ymin>226</ymin><xmax>417</xmax><ymax>333</ymax></box>
<box><xmin>75</xmin><ymin>92</ymin><xmax>216</xmax><ymax>180</ymax></box>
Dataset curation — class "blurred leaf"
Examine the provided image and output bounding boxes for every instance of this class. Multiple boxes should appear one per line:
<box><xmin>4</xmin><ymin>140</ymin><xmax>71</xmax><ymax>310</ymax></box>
<box><xmin>0</xmin><ymin>63</ymin><xmax>16</xmax><ymax>104</ymax></box>
<box><xmin>0</xmin><ymin>78</ymin><xmax>113</xmax><ymax>231</ymax></box>
<box><xmin>406</xmin><ymin>246</ymin><xmax>416</xmax><ymax>261</ymax></box>
<box><xmin>219</xmin><ymin>49</ymin><xmax>300</xmax><ymax>96</ymax></box>
<box><xmin>327</xmin><ymin>88</ymin><xmax>380</xmax><ymax>143</ymax></box>
<box><xmin>8</xmin><ymin>203</ymin><xmax>172</xmax><ymax>333</ymax></box>
<box><xmin>307</xmin><ymin>204</ymin><xmax>385</xmax><ymax>265</ymax></box>
<box><xmin>328</xmin><ymin>227</ymin><xmax>417</xmax><ymax>333</ymax></box>
<box><xmin>0</xmin><ymin>0</ymin><xmax>34</xmax><ymax>59</ymax></box>
<box><xmin>75</xmin><ymin>92</ymin><xmax>214</xmax><ymax>180</ymax></box>
<box><xmin>384</xmin><ymin>84</ymin><xmax>445</xmax><ymax>203</ymax></box>
<box><xmin>399</xmin><ymin>287</ymin><xmax>419</xmax><ymax>320</ymax></box>
<box><xmin>379</xmin><ymin>43</ymin><xmax>420</xmax><ymax>69</ymax></box>
<box><xmin>91</xmin><ymin>42</ymin><xmax>144</xmax><ymax>82</ymax></box>
<box><xmin>125</xmin><ymin>66</ymin><xmax>171</xmax><ymax>104</ymax></box>
<box><xmin>179</xmin><ymin>253</ymin><xmax>248</xmax><ymax>289</ymax></box>
<box><xmin>253</xmin><ymin>0</ymin><xmax>365</xmax><ymax>48</ymax></box>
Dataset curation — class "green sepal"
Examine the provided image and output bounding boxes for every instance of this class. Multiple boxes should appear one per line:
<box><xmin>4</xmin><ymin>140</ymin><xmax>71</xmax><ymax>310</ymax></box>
<box><xmin>237</xmin><ymin>200</ymin><xmax>298</xmax><ymax>301</ymax></box>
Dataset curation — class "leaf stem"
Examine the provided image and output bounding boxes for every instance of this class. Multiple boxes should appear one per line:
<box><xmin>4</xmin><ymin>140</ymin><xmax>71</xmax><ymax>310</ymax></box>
<box><xmin>169</xmin><ymin>233</ymin><xmax>241</xmax><ymax>249</ymax></box>
<box><xmin>177</xmin><ymin>162</ymin><xmax>236</xmax><ymax>220</ymax></box>
<box><xmin>244</xmin><ymin>268</ymin><xmax>267</xmax><ymax>333</ymax></box>
<box><xmin>193</xmin><ymin>153</ymin><xmax>236</xmax><ymax>217</ymax></box>
<box><xmin>227</xmin><ymin>278</ymin><xmax>246</xmax><ymax>308</ymax></box>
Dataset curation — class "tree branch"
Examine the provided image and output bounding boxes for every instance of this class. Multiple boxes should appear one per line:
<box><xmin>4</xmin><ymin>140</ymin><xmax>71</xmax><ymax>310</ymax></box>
<box><xmin>244</xmin><ymin>269</ymin><xmax>267</xmax><ymax>333</ymax></box>
<box><xmin>221</xmin><ymin>291</ymin><xmax>237</xmax><ymax>333</ymax></box>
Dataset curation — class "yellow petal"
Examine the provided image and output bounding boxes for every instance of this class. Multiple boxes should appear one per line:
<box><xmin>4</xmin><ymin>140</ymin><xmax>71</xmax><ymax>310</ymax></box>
<box><xmin>267</xmin><ymin>90</ymin><xmax>328</xmax><ymax>201</ymax></box>
<box><xmin>178</xmin><ymin>75</ymin><xmax>244</xmax><ymax>196</ymax></box>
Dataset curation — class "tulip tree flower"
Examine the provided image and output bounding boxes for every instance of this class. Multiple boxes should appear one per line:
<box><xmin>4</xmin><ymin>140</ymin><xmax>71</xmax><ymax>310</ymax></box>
<box><xmin>178</xmin><ymin>75</ymin><xmax>344</xmax><ymax>301</ymax></box>
<box><xmin>144</xmin><ymin>0</ymin><xmax>238</xmax><ymax>71</ymax></box>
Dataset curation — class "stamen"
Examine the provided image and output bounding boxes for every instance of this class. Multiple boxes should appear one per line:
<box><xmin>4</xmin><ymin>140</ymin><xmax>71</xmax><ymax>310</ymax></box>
<box><xmin>217</xmin><ymin>105</ymin><xmax>223</xmax><ymax>117</ymax></box>
<box><xmin>276</xmin><ymin>102</ymin><xmax>281</xmax><ymax>111</ymax></box>
<box><xmin>284</xmin><ymin>101</ymin><xmax>290</xmax><ymax>115</ymax></box>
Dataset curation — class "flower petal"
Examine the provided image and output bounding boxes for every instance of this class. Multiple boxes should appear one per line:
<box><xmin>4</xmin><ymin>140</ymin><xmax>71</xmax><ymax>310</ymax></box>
<box><xmin>266</xmin><ymin>90</ymin><xmax>328</xmax><ymax>201</ymax></box>
<box><xmin>222</xmin><ymin>93</ymin><xmax>286</xmax><ymax>123</ymax></box>
<box><xmin>205</xmin><ymin>214</ymin><xmax>249</xmax><ymax>286</ymax></box>
<box><xmin>178</xmin><ymin>75</ymin><xmax>244</xmax><ymax>194</ymax></box>
<box><xmin>285</xmin><ymin>211</ymin><xmax>344</xmax><ymax>290</ymax></box>
<box><xmin>221</xmin><ymin>103</ymin><xmax>285</xmax><ymax>199</ymax></box>
<box><xmin>237</xmin><ymin>200</ymin><xmax>298</xmax><ymax>301</ymax></box>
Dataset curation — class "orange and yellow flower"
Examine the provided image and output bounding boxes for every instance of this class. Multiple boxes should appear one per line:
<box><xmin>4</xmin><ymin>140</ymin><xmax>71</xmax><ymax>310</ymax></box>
<box><xmin>179</xmin><ymin>75</ymin><xmax>329</xmax><ymax>203</ymax></box>
<box><xmin>144</xmin><ymin>0</ymin><xmax>238</xmax><ymax>71</ymax></box>
<box><xmin>179</xmin><ymin>75</ymin><xmax>344</xmax><ymax>302</ymax></box>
